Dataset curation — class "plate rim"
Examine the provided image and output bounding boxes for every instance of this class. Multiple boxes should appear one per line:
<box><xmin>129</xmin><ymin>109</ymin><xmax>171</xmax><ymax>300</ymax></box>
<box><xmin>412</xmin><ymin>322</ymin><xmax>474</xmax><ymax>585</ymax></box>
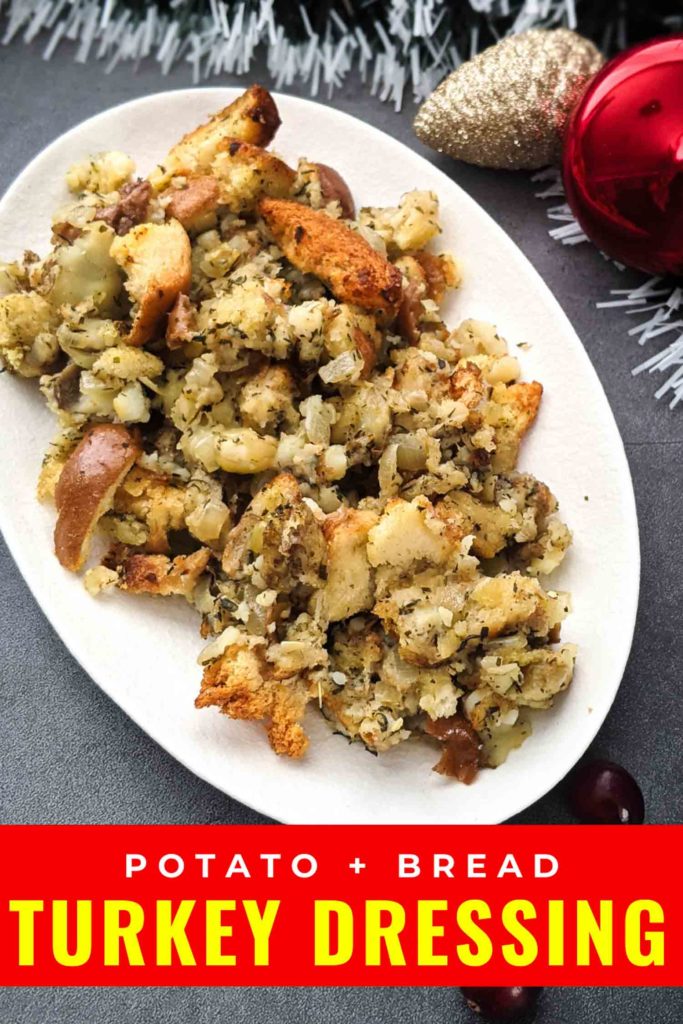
<box><xmin>0</xmin><ymin>86</ymin><xmax>641</xmax><ymax>823</ymax></box>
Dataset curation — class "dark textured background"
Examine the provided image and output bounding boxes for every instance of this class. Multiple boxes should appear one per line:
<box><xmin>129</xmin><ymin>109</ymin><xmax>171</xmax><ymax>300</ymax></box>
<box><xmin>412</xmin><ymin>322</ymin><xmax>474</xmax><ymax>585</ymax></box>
<box><xmin>1</xmin><ymin>37</ymin><xmax>681</xmax><ymax>1022</ymax></box>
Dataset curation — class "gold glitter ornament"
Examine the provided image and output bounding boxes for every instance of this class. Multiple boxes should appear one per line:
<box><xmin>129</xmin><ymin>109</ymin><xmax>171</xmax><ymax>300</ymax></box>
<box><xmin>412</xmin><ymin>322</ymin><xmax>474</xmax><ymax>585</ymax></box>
<box><xmin>414</xmin><ymin>29</ymin><xmax>604</xmax><ymax>170</ymax></box>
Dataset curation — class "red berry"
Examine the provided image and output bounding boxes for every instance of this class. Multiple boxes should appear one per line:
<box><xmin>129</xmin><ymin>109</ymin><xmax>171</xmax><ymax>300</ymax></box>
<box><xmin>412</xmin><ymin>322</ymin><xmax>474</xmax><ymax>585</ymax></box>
<box><xmin>460</xmin><ymin>987</ymin><xmax>541</xmax><ymax>1021</ymax></box>
<box><xmin>568</xmin><ymin>759</ymin><xmax>644</xmax><ymax>824</ymax></box>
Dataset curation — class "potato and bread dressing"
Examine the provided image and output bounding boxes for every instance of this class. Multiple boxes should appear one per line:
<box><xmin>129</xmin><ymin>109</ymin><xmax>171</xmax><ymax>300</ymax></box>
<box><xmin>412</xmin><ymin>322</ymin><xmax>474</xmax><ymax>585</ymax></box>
<box><xmin>0</xmin><ymin>86</ymin><xmax>576</xmax><ymax>781</ymax></box>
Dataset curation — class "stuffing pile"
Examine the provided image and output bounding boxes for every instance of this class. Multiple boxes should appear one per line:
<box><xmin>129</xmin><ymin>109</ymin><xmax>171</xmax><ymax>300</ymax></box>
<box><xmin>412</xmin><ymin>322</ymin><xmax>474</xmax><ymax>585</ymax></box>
<box><xmin>0</xmin><ymin>86</ymin><xmax>576</xmax><ymax>781</ymax></box>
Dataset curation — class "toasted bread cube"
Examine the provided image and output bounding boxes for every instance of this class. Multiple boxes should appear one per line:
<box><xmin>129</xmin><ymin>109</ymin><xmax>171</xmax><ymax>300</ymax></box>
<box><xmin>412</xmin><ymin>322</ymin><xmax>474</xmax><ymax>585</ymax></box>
<box><xmin>210</xmin><ymin>139</ymin><xmax>295</xmax><ymax>211</ymax></box>
<box><xmin>112</xmin><ymin>465</ymin><xmax>188</xmax><ymax>553</ymax></box>
<box><xmin>111</xmin><ymin>219</ymin><xmax>191</xmax><ymax>346</ymax></box>
<box><xmin>259</xmin><ymin>197</ymin><xmax>402</xmax><ymax>321</ymax></box>
<box><xmin>196</xmin><ymin>634</ymin><xmax>311</xmax><ymax>758</ymax></box>
<box><xmin>367</xmin><ymin>497</ymin><xmax>461</xmax><ymax>574</ymax></box>
<box><xmin>114</xmin><ymin>547</ymin><xmax>211</xmax><ymax>598</ymax></box>
<box><xmin>149</xmin><ymin>85</ymin><xmax>281</xmax><ymax>191</ymax></box>
<box><xmin>437</xmin><ymin>490</ymin><xmax>516</xmax><ymax>560</ymax></box>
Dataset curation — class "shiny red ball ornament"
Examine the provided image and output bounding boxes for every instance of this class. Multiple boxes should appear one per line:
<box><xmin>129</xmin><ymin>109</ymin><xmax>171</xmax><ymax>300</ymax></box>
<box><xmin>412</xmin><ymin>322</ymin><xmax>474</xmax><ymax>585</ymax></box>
<box><xmin>461</xmin><ymin>986</ymin><xmax>542</xmax><ymax>1021</ymax></box>
<box><xmin>563</xmin><ymin>35</ymin><xmax>683</xmax><ymax>276</ymax></box>
<box><xmin>568</xmin><ymin>759</ymin><xmax>645</xmax><ymax>824</ymax></box>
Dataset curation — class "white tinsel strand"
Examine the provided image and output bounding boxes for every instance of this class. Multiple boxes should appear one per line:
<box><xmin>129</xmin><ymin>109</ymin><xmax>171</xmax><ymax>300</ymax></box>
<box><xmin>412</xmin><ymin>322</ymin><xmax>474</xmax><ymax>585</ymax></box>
<box><xmin>534</xmin><ymin>169</ymin><xmax>683</xmax><ymax>409</ymax></box>
<box><xmin>1</xmin><ymin>0</ymin><xmax>579</xmax><ymax>108</ymax></box>
<box><xmin>600</xmin><ymin>284</ymin><xmax>683</xmax><ymax>409</ymax></box>
<box><xmin>5</xmin><ymin>0</ymin><xmax>679</xmax><ymax>399</ymax></box>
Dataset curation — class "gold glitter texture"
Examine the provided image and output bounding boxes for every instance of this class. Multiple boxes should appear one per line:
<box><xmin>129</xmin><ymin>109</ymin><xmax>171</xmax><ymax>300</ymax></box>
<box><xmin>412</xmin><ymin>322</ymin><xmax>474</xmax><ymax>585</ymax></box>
<box><xmin>414</xmin><ymin>29</ymin><xmax>604</xmax><ymax>170</ymax></box>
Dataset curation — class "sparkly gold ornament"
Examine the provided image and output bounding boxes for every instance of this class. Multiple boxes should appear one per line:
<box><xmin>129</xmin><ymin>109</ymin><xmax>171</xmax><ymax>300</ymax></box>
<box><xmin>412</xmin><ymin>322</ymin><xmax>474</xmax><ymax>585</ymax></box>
<box><xmin>414</xmin><ymin>28</ymin><xmax>604</xmax><ymax>170</ymax></box>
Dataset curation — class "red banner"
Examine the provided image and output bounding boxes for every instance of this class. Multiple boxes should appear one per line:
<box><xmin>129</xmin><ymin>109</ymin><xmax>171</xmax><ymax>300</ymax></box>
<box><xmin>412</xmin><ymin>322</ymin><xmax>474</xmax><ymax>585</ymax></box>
<box><xmin>0</xmin><ymin>825</ymin><xmax>680</xmax><ymax>986</ymax></box>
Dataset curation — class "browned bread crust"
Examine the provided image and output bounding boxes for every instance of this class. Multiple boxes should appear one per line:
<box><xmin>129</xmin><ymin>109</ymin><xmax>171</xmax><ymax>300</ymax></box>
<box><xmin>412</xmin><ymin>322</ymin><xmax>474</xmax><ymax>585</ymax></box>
<box><xmin>54</xmin><ymin>425</ymin><xmax>140</xmax><ymax>572</ymax></box>
<box><xmin>149</xmin><ymin>85</ymin><xmax>281</xmax><ymax>190</ymax></box>
<box><xmin>259</xmin><ymin>197</ymin><xmax>403</xmax><ymax>320</ymax></box>
<box><xmin>196</xmin><ymin>642</ymin><xmax>310</xmax><ymax>758</ymax></box>
<box><xmin>112</xmin><ymin>547</ymin><xmax>211</xmax><ymax>597</ymax></box>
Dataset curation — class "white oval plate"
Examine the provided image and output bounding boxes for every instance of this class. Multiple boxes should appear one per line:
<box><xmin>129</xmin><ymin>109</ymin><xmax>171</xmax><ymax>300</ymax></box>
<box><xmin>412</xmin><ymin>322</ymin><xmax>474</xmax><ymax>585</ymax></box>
<box><xmin>0</xmin><ymin>89</ymin><xmax>639</xmax><ymax>824</ymax></box>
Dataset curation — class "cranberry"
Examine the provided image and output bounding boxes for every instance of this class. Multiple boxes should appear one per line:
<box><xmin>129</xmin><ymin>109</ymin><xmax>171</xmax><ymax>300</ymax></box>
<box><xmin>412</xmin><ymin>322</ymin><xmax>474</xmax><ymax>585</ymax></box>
<box><xmin>568</xmin><ymin>759</ymin><xmax>644</xmax><ymax>824</ymax></box>
<box><xmin>460</xmin><ymin>987</ymin><xmax>541</xmax><ymax>1021</ymax></box>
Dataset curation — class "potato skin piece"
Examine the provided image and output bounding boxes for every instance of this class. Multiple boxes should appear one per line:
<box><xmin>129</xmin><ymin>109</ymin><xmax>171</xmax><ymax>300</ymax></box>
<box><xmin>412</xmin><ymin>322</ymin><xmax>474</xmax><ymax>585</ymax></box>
<box><xmin>166</xmin><ymin>293</ymin><xmax>196</xmax><ymax>349</ymax></box>
<box><xmin>163</xmin><ymin>175</ymin><xmax>219</xmax><ymax>230</ymax></box>
<box><xmin>396</xmin><ymin>255</ymin><xmax>427</xmax><ymax>345</ymax></box>
<box><xmin>259</xmin><ymin>197</ymin><xmax>402</xmax><ymax>320</ymax></box>
<box><xmin>54</xmin><ymin>424</ymin><xmax>140</xmax><ymax>572</ymax></box>
<box><xmin>313</xmin><ymin>163</ymin><xmax>355</xmax><ymax>219</ymax></box>
<box><xmin>96</xmin><ymin>179</ymin><xmax>152</xmax><ymax>236</ymax></box>
<box><xmin>413</xmin><ymin>250</ymin><xmax>454</xmax><ymax>304</ymax></box>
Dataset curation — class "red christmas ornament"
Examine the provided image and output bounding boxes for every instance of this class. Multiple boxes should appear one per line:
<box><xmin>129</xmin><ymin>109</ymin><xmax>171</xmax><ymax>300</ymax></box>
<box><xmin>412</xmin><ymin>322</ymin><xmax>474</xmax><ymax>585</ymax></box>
<box><xmin>563</xmin><ymin>35</ymin><xmax>683</xmax><ymax>276</ymax></box>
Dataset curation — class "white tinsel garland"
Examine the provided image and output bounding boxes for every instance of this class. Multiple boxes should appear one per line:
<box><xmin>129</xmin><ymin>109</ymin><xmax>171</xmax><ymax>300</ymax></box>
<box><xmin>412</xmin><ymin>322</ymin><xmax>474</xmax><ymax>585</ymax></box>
<box><xmin>0</xmin><ymin>0</ymin><xmax>584</xmax><ymax>109</ymax></box>
<box><xmin>3</xmin><ymin>0</ymin><xmax>680</xmax><ymax>406</ymax></box>
<box><xmin>535</xmin><ymin>169</ymin><xmax>683</xmax><ymax>409</ymax></box>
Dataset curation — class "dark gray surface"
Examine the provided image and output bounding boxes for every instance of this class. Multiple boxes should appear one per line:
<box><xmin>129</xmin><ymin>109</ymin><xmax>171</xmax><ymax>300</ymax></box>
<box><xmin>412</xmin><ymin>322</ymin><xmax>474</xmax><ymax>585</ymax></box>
<box><xmin>4</xmin><ymin>986</ymin><xmax>681</xmax><ymax>1023</ymax></box>
<box><xmin>1</xmin><ymin>38</ymin><xmax>681</xmax><ymax>1022</ymax></box>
